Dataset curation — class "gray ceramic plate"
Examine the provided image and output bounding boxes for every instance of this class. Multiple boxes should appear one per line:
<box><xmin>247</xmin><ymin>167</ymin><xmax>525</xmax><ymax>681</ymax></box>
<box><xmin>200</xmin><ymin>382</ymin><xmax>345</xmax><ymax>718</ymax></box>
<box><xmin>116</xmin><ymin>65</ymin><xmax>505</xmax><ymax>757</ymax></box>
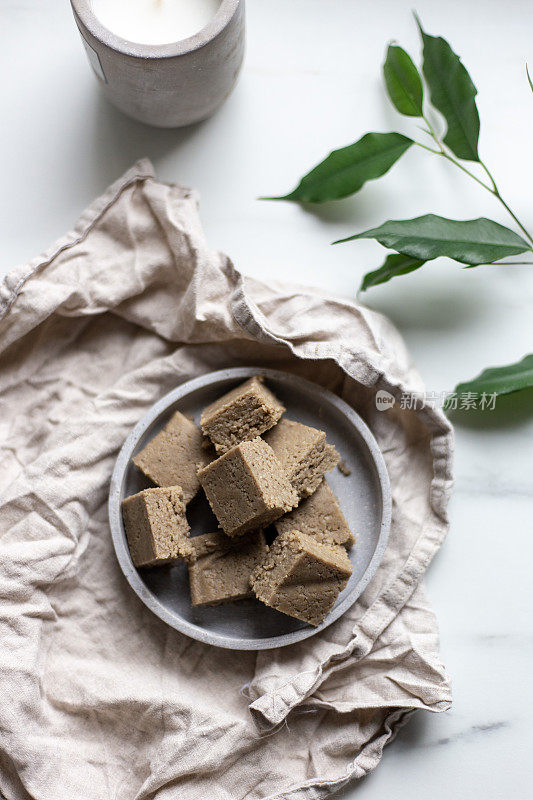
<box><xmin>109</xmin><ymin>367</ymin><xmax>391</xmax><ymax>650</ymax></box>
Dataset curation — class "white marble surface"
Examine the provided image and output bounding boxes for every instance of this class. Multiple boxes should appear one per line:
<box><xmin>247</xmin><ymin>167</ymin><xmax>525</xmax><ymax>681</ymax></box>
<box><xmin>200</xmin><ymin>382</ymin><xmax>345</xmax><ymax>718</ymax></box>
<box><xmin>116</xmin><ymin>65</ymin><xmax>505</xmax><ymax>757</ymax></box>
<box><xmin>1</xmin><ymin>1</ymin><xmax>532</xmax><ymax>797</ymax></box>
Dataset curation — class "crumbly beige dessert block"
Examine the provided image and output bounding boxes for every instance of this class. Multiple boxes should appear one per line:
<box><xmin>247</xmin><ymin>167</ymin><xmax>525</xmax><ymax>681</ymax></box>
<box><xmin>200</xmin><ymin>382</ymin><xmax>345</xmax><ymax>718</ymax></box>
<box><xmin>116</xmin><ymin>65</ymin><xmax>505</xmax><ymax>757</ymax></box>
<box><xmin>197</xmin><ymin>438</ymin><xmax>298</xmax><ymax>537</ymax></box>
<box><xmin>133</xmin><ymin>410</ymin><xmax>209</xmax><ymax>504</ymax></box>
<box><xmin>200</xmin><ymin>376</ymin><xmax>285</xmax><ymax>454</ymax></box>
<box><xmin>337</xmin><ymin>459</ymin><xmax>352</xmax><ymax>477</ymax></box>
<box><xmin>275</xmin><ymin>479</ymin><xmax>355</xmax><ymax>548</ymax></box>
<box><xmin>121</xmin><ymin>486</ymin><xmax>192</xmax><ymax>568</ymax></box>
<box><xmin>251</xmin><ymin>529</ymin><xmax>353</xmax><ymax>626</ymax></box>
<box><xmin>263</xmin><ymin>418</ymin><xmax>340</xmax><ymax>499</ymax></box>
<box><xmin>188</xmin><ymin>530</ymin><xmax>268</xmax><ymax>606</ymax></box>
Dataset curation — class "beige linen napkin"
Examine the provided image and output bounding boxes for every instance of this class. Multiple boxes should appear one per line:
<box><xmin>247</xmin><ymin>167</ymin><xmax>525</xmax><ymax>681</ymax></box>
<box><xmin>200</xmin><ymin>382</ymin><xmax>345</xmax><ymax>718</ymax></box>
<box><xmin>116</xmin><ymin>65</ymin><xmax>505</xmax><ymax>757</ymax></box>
<box><xmin>0</xmin><ymin>160</ymin><xmax>452</xmax><ymax>800</ymax></box>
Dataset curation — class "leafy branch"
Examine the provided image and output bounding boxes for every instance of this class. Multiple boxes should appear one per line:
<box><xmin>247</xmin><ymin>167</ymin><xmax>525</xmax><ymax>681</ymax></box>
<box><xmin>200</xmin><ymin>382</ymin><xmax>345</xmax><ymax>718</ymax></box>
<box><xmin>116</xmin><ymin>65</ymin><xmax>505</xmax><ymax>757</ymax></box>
<box><xmin>445</xmin><ymin>356</ymin><xmax>533</xmax><ymax>410</ymax></box>
<box><xmin>261</xmin><ymin>14</ymin><xmax>533</xmax><ymax>406</ymax></box>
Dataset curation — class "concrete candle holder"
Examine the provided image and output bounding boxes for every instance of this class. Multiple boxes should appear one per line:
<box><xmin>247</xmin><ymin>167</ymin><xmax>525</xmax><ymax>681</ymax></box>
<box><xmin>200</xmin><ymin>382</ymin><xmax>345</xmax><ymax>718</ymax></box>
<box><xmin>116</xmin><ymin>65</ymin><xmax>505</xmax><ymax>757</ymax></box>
<box><xmin>70</xmin><ymin>0</ymin><xmax>245</xmax><ymax>128</ymax></box>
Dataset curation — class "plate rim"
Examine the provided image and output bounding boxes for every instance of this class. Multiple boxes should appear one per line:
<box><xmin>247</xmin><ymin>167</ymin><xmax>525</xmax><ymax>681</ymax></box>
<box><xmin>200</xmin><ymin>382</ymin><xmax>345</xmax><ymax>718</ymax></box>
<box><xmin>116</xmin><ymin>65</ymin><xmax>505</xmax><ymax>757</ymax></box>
<box><xmin>108</xmin><ymin>367</ymin><xmax>391</xmax><ymax>650</ymax></box>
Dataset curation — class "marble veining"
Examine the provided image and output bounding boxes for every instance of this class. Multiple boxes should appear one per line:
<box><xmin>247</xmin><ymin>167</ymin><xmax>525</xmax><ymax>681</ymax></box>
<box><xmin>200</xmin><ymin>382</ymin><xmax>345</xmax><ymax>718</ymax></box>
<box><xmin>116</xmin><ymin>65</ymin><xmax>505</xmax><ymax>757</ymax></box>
<box><xmin>430</xmin><ymin>720</ymin><xmax>510</xmax><ymax>748</ymax></box>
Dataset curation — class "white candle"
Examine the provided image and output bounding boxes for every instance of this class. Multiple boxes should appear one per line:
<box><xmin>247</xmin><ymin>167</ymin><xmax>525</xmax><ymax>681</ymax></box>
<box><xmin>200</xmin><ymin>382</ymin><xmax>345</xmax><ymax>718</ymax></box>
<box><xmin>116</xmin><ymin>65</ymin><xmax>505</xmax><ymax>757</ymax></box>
<box><xmin>91</xmin><ymin>0</ymin><xmax>222</xmax><ymax>46</ymax></box>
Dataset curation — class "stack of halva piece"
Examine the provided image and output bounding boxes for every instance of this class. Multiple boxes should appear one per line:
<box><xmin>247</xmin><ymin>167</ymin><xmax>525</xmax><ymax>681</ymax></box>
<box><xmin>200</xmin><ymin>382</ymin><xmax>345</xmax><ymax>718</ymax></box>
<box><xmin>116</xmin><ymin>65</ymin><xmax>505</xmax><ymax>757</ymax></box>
<box><xmin>121</xmin><ymin>376</ymin><xmax>355</xmax><ymax>626</ymax></box>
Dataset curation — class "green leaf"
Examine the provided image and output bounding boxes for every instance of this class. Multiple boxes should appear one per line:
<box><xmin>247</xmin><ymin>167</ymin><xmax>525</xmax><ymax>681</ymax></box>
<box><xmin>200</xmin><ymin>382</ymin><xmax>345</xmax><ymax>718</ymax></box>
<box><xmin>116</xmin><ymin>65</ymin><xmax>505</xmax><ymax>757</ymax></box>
<box><xmin>383</xmin><ymin>44</ymin><xmax>424</xmax><ymax>117</ymax></box>
<box><xmin>360</xmin><ymin>253</ymin><xmax>426</xmax><ymax>291</ymax></box>
<box><xmin>417</xmin><ymin>17</ymin><xmax>480</xmax><ymax>161</ymax></box>
<box><xmin>335</xmin><ymin>214</ymin><xmax>531</xmax><ymax>264</ymax></box>
<box><xmin>527</xmin><ymin>63</ymin><xmax>533</xmax><ymax>92</ymax></box>
<box><xmin>446</xmin><ymin>354</ymin><xmax>533</xmax><ymax>407</ymax></box>
<box><xmin>262</xmin><ymin>132</ymin><xmax>413</xmax><ymax>203</ymax></box>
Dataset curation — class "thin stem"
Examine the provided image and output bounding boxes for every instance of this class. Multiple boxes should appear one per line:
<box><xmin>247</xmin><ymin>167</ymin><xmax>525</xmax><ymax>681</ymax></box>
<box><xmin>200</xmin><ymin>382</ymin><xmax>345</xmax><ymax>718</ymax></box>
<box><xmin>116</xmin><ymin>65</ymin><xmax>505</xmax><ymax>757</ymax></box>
<box><xmin>421</xmin><ymin>112</ymin><xmax>492</xmax><ymax>189</ymax></box>
<box><xmin>479</xmin><ymin>160</ymin><xmax>533</xmax><ymax>244</ymax></box>
<box><xmin>496</xmin><ymin>196</ymin><xmax>533</xmax><ymax>244</ymax></box>
<box><xmin>480</xmin><ymin>162</ymin><xmax>498</xmax><ymax>193</ymax></box>
<box><xmin>413</xmin><ymin>141</ymin><xmax>441</xmax><ymax>155</ymax></box>
<box><xmin>414</xmin><ymin>139</ymin><xmax>494</xmax><ymax>192</ymax></box>
<box><xmin>421</xmin><ymin>113</ymin><xmax>440</xmax><ymax>142</ymax></box>
<box><xmin>419</xmin><ymin>113</ymin><xmax>533</xmax><ymax>245</ymax></box>
<box><xmin>440</xmin><ymin>151</ymin><xmax>493</xmax><ymax>192</ymax></box>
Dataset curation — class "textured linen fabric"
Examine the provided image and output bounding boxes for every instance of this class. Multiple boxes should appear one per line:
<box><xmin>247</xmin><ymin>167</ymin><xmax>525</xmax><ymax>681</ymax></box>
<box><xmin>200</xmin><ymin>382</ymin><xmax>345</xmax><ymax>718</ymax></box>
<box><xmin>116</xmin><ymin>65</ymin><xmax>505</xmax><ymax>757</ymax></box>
<box><xmin>0</xmin><ymin>160</ymin><xmax>453</xmax><ymax>800</ymax></box>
